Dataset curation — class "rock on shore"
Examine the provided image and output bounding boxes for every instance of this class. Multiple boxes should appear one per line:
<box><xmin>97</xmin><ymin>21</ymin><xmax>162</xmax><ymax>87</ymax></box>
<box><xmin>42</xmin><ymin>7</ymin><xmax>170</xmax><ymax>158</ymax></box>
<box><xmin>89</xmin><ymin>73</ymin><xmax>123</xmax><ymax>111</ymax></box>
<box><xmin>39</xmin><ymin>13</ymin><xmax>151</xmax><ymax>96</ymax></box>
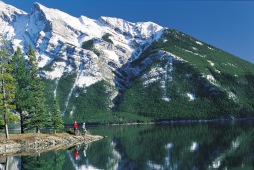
<box><xmin>0</xmin><ymin>133</ymin><xmax>103</xmax><ymax>156</ymax></box>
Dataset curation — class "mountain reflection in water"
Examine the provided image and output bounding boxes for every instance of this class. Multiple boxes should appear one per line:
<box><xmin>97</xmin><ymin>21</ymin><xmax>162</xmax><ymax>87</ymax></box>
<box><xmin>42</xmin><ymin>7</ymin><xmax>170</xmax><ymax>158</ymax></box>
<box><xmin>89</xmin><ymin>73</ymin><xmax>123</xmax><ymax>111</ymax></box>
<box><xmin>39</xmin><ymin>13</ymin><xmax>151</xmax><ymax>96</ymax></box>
<box><xmin>1</xmin><ymin>120</ymin><xmax>254</xmax><ymax>170</ymax></box>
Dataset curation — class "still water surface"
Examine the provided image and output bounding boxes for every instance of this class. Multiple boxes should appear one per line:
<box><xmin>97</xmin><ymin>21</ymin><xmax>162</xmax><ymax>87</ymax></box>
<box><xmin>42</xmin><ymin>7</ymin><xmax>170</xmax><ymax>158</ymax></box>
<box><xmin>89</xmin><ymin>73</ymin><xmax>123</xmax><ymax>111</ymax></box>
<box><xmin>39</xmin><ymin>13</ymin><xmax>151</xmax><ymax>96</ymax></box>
<box><xmin>2</xmin><ymin>120</ymin><xmax>254</xmax><ymax>170</ymax></box>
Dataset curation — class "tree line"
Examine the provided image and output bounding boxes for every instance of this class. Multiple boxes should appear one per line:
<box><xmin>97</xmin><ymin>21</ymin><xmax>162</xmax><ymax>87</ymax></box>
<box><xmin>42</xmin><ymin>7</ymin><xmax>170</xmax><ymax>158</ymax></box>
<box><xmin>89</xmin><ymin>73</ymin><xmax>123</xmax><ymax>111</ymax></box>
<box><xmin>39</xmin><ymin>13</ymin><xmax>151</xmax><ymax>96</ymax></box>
<box><xmin>0</xmin><ymin>35</ymin><xmax>64</xmax><ymax>139</ymax></box>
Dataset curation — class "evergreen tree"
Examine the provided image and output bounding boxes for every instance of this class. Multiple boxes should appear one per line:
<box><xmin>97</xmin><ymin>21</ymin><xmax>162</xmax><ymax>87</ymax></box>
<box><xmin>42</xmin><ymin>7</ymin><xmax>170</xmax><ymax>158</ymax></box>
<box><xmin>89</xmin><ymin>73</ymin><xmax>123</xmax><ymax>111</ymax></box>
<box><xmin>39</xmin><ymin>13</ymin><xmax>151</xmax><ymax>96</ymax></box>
<box><xmin>52</xmin><ymin>99</ymin><xmax>64</xmax><ymax>133</ymax></box>
<box><xmin>25</xmin><ymin>45</ymin><xmax>50</xmax><ymax>133</ymax></box>
<box><xmin>11</xmin><ymin>47</ymin><xmax>31</xmax><ymax>133</ymax></box>
<box><xmin>0</xmin><ymin>34</ymin><xmax>19</xmax><ymax>139</ymax></box>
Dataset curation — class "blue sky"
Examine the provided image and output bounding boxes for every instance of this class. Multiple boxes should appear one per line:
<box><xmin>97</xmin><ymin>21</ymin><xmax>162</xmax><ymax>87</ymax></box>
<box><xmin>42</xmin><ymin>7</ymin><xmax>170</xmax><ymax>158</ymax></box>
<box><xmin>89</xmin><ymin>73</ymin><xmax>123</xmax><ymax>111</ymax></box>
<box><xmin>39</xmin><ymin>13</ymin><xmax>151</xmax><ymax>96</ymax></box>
<box><xmin>2</xmin><ymin>0</ymin><xmax>254</xmax><ymax>64</ymax></box>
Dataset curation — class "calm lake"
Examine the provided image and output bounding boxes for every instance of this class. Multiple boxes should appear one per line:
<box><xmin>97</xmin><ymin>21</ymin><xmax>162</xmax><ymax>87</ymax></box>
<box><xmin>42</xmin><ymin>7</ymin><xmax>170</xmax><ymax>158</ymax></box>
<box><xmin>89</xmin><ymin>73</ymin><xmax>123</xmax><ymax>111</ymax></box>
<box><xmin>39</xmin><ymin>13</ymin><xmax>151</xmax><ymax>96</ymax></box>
<box><xmin>2</xmin><ymin>120</ymin><xmax>254</xmax><ymax>170</ymax></box>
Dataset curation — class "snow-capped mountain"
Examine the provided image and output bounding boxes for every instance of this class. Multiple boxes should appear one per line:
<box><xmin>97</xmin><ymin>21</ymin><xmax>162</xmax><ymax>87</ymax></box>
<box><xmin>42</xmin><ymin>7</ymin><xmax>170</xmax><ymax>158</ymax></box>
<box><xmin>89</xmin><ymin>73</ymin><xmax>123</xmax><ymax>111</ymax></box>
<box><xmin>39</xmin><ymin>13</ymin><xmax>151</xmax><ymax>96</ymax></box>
<box><xmin>0</xmin><ymin>1</ymin><xmax>163</xmax><ymax>87</ymax></box>
<box><xmin>1</xmin><ymin>1</ymin><xmax>254</xmax><ymax>122</ymax></box>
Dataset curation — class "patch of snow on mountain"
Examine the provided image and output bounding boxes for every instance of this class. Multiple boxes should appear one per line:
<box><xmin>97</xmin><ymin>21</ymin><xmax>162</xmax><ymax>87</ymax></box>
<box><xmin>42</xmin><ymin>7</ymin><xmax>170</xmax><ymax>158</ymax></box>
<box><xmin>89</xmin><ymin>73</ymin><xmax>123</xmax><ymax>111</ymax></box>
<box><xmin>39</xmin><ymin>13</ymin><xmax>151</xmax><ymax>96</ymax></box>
<box><xmin>227</xmin><ymin>62</ymin><xmax>236</xmax><ymax>67</ymax></box>
<box><xmin>207</xmin><ymin>46</ymin><xmax>214</xmax><ymax>50</ymax></box>
<box><xmin>206</xmin><ymin>74</ymin><xmax>217</xmax><ymax>85</ymax></box>
<box><xmin>38</xmin><ymin>53</ymin><xmax>52</xmax><ymax>68</ymax></box>
<box><xmin>33</xmin><ymin>3</ymin><xmax>83</xmax><ymax>31</ymax></box>
<box><xmin>0</xmin><ymin>1</ymin><xmax>27</xmax><ymax>22</ymax></box>
<box><xmin>195</xmin><ymin>41</ymin><xmax>203</xmax><ymax>45</ymax></box>
<box><xmin>182</xmin><ymin>48</ymin><xmax>206</xmax><ymax>58</ymax></box>
<box><xmin>162</xmin><ymin>96</ymin><xmax>171</xmax><ymax>102</ymax></box>
<box><xmin>44</xmin><ymin>62</ymin><xmax>67</xmax><ymax>79</ymax></box>
<box><xmin>12</xmin><ymin>39</ymin><xmax>23</xmax><ymax>50</ymax></box>
<box><xmin>79</xmin><ymin>16</ymin><xmax>105</xmax><ymax>40</ymax></box>
<box><xmin>62</xmin><ymin>69</ymin><xmax>83</xmax><ymax>116</ymax></box>
<box><xmin>139</xmin><ymin>51</ymin><xmax>178</xmax><ymax>101</ymax></box>
<box><xmin>0</xmin><ymin>22</ymin><xmax>15</xmax><ymax>40</ymax></box>
<box><xmin>54</xmin><ymin>79</ymin><xmax>59</xmax><ymax>97</ymax></box>
<box><xmin>137</xmin><ymin>21</ymin><xmax>164</xmax><ymax>39</ymax></box>
<box><xmin>0</xmin><ymin>1</ymin><xmax>27</xmax><ymax>41</ymax></box>
<box><xmin>187</xmin><ymin>93</ymin><xmax>196</xmax><ymax>101</ymax></box>
<box><xmin>161</xmin><ymin>54</ymin><xmax>173</xmax><ymax>102</ymax></box>
<box><xmin>192</xmin><ymin>47</ymin><xmax>198</xmax><ymax>51</ymax></box>
<box><xmin>142</xmin><ymin>67</ymin><xmax>161</xmax><ymax>87</ymax></box>
<box><xmin>76</xmin><ymin>76</ymin><xmax>101</xmax><ymax>87</ymax></box>
<box><xmin>143</xmin><ymin>78</ymin><xmax>159</xmax><ymax>87</ymax></box>
<box><xmin>215</xmin><ymin>70</ymin><xmax>221</xmax><ymax>74</ymax></box>
<box><xmin>104</xmin><ymin>50</ymin><xmax>119</xmax><ymax>62</ymax></box>
<box><xmin>100</xmin><ymin>16</ymin><xmax>163</xmax><ymax>39</ymax></box>
<box><xmin>111</xmin><ymin>39</ymin><xmax>133</xmax><ymax>53</ymax></box>
<box><xmin>228</xmin><ymin>92</ymin><xmax>237</xmax><ymax>101</ymax></box>
<box><xmin>208</xmin><ymin>60</ymin><xmax>215</xmax><ymax>66</ymax></box>
<box><xmin>154</xmin><ymin>28</ymin><xmax>164</xmax><ymax>41</ymax></box>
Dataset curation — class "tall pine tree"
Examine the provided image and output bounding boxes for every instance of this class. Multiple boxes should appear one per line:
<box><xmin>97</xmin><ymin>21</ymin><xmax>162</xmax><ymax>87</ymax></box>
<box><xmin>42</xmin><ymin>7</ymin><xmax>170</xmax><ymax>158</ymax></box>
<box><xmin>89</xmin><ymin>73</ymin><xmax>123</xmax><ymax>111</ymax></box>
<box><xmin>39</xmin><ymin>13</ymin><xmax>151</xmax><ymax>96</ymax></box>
<box><xmin>12</xmin><ymin>47</ymin><xmax>31</xmax><ymax>133</ymax></box>
<box><xmin>0</xmin><ymin>34</ymin><xmax>19</xmax><ymax>139</ymax></box>
<box><xmin>51</xmin><ymin>99</ymin><xmax>64</xmax><ymax>133</ymax></box>
<box><xmin>26</xmin><ymin>45</ymin><xmax>50</xmax><ymax>133</ymax></box>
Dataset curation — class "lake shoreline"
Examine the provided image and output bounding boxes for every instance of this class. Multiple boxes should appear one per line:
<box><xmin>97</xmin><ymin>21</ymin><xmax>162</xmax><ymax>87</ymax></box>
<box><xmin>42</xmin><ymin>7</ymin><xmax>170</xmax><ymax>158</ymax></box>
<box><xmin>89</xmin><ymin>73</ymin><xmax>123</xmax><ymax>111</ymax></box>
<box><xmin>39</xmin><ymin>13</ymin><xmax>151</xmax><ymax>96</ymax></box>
<box><xmin>90</xmin><ymin>116</ymin><xmax>254</xmax><ymax>126</ymax></box>
<box><xmin>0</xmin><ymin>132</ymin><xmax>103</xmax><ymax>156</ymax></box>
<box><xmin>153</xmin><ymin>116</ymin><xmax>254</xmax><ymax>124</ymax></box>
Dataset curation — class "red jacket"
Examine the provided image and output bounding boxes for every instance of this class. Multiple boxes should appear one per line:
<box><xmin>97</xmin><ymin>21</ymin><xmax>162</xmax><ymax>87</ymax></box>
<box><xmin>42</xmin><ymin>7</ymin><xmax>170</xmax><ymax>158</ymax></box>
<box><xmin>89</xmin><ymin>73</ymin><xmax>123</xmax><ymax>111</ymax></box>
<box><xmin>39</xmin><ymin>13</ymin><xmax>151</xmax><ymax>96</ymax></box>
<box><xmin>74</xmin><ymin>151</ymin><xmax>79</xmax><ymax>159</ymax></box>
<box><xmin>74</xmin><ymin>123</ymin><xmax>78</xmax><ymax>129</ymax></box>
